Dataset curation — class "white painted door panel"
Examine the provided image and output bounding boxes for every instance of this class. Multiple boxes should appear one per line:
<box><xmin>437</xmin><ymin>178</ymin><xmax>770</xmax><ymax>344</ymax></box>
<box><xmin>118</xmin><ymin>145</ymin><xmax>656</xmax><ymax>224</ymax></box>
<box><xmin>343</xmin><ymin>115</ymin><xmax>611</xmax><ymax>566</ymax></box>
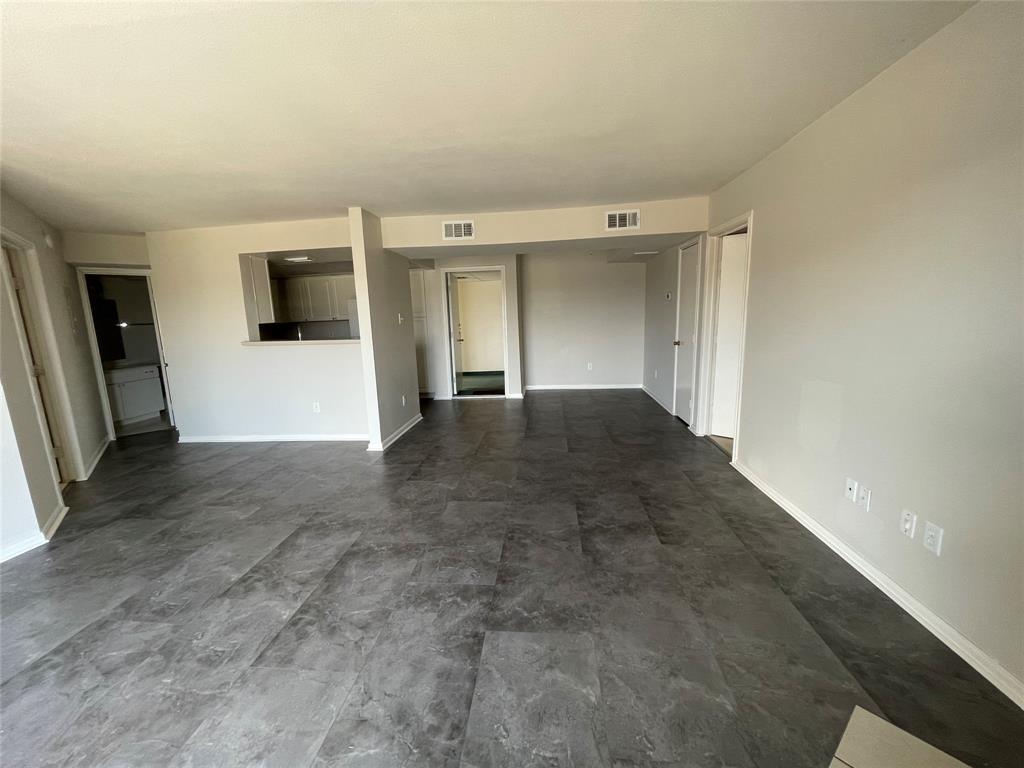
<box><xmin>710</xmin><ymin>234</ymin><xmax>747</xmax><ymax>438</ymax></box>
<box><xmin>674</xmin><ymin>243</ymin><xmax>700</xmax><ymax>424</ymax></box>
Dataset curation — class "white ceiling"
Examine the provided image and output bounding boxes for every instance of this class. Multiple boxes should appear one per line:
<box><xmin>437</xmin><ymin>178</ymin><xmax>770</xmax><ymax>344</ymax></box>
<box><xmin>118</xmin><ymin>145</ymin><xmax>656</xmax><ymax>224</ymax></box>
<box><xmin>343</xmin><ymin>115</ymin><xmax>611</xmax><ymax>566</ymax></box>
<box><xmin>1</xmin><ymin>2</ymin><xmax>969</xmax><ymax>233</ymax></box>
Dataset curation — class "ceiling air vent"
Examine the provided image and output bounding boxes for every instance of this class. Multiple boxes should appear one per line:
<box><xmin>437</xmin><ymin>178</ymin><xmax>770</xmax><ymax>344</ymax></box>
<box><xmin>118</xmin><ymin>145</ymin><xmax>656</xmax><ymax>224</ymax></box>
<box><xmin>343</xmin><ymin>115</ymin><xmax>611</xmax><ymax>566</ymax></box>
<box><xmin>605</xmin><ymin>209</ymin><xmax>640</xmax><ymax>231</ymax></box>
<box><xmin>442</xmin><ymin>220</ymin><xmax>475</xmax><ymax>240</ymax></box>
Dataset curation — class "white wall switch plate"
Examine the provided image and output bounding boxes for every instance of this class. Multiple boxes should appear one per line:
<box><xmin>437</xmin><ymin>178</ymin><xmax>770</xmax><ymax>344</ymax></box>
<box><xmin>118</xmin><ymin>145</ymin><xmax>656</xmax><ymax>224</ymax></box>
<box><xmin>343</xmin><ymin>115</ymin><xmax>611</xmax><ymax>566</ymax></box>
<box><xmin>653</xmin><ymin>368</ymin><xmax>658</xmax><ymax>379</ymax></box>
<box><xmin>923</xmin><ymin>522</ymin><xmax>943</xmax><ymax>556</ymax></box>
<box><xmin>312</xmin><ymin>401</ymin><xmax>320</xmax><ymax>413</ymax></box>
<box><xmin>587</xmin><ymin>362</ymin><xmax>593</xmax><ymax>371</ymax></box>
<box><xmin>401</xmin><ymin>394</ymin><xmax>406</xmax><ymax>407</ymax></box>
<box><xmin>899</xmin><ymin>510</ymin><xmax>917</xmax><ymax>538</ymax></box>
<box><xmin>857</xmin><ymin>486</ymin><xmax>872</xmax><ymax>511</ymax></box>
<box><xmin>844</xmin><ymin>478</ymin><xmax>858</xmax><ymax>502</ymax></box>
<box><xmin>398</xmin><ymin>312</ymin><xmax>404</xmax><ymax>324</ymax></box>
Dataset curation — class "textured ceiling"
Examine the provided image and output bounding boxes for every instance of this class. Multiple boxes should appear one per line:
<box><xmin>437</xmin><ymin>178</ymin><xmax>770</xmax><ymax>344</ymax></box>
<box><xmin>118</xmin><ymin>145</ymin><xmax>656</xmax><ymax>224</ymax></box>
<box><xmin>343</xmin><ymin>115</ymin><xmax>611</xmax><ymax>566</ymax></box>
<box><xmin>1</xmin><ymin>2</ymin><xmax>970</xmax><ymax>232</ymax></box>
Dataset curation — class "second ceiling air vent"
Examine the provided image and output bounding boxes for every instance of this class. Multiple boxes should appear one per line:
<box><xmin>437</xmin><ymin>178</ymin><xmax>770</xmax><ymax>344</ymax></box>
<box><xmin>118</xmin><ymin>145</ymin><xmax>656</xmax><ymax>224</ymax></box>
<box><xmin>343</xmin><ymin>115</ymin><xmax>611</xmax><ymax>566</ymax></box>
<box><xmin>442</xmin><ymin>220</ymin><xmax>475</xmax><ymax>240</ymax></box>
<box><xmin>605</xmin><ymin>209</ymin><xmax>641</xmax><ymax>230</ymax></box>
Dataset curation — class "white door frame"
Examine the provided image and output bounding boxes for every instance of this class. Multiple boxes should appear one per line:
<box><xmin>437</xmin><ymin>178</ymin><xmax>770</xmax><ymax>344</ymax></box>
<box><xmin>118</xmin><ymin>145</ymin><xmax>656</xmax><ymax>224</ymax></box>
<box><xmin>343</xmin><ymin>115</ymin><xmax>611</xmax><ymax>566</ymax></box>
<box><xmin>76</xmin><ymin>267</ymin><xmax>176</xmax><ymax>438</ymax></box>
<box><xmin>692</xmin><ymin>211</ymin><xmax>754</xmax><ymax>462</ymax></box>
<box><xmin>670</xmin><ymin>235</ymin><xmax>705</xmax><ymax>423</ymax></box>
<box><xmin>440</xmin><ymin>265</ymin><xmax>508</xmax><ymax>399</ymax></box>
<box><xmin>0</xmin><ymin>228</ymin><xmax>85</xmax><ymax>481</ymax></box>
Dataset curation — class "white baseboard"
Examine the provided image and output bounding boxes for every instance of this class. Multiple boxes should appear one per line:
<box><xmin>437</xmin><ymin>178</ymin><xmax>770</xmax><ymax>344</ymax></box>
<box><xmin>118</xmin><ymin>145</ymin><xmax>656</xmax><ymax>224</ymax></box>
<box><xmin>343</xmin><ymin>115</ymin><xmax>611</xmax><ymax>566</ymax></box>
<box><xmin>524</xmin><ymin>384</ymin><xmax>642</xmax><ymax>391</ymax></box>
<box><xmin>178</xmin><ymin>434</ymin><xmax>369</xmax><ymax>443</ymax></box>
<box><xmin>732</xmin><ymin>460</ymin><xmax>1024</xmax><ymax>710</ymax></box>
<box><xmin>369</xmin><ymin>413</ymin><xmax>423</xmax><ymax>452</ymax></box>
<box><xmin>505</xmin><ymin>393</ymin><xmax>524</xmax><ymax>399</ymax></box>
<box><xmin>1</xmin><ymin>529</ymin><xmax>48</xmax><ymax>562</ymax></box>
<box><xmin>78</xmin><ymin>437</ymin><xmax>111</xmax><ymax>481</ymax></box>
<box><xmin>41</xmin><ymin>502</ymin><xmax>69</xmax><ymax>540</ymax></box>
<box><xmin>641</xmin><ymin>385</ymin><xmax>674</xmax><ymax>415</ymax></box>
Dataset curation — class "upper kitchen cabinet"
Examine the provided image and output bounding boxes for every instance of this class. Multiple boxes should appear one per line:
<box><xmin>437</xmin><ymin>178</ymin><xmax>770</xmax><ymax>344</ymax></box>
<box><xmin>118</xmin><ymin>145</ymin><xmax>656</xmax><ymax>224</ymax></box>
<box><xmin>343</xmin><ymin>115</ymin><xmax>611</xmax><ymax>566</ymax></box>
<box><xmin>243</xmin><ymin>254</ymin><xmax>278</xmax><ymax>324</ymax></box>
<box><xmin>279</xmin><ymin>274</ymin><xmax>356</xmax><ymax>321</ymax></box>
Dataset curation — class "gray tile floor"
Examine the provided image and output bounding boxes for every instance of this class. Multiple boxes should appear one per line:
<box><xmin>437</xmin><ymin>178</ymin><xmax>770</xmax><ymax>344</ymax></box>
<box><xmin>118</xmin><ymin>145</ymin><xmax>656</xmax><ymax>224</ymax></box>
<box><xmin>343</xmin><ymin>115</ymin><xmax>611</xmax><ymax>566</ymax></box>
<box><xmin>1</xmin><ymin>391</ymin><xmax>1019</xmax><ymax>767</ymax></box>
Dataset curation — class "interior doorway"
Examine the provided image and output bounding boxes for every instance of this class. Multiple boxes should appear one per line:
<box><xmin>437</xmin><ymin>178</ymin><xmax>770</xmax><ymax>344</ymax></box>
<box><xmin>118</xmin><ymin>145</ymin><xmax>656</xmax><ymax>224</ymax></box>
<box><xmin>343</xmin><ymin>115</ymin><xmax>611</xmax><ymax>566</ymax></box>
<box><xmin>2</xmin><ymin>245</ymin><xmax>72</xmax><ymax>483</ymax></box>
<box><xmin>445</xmin><ymin>269</ymin><xmax>506</xmax><ymax>397</ymax></box>
<box><xmin>706</xmin><ymin>228</ymin><xmax>749</xmax><ymax>458</ymax></box>
<box><xmin>78</xmin><ymin>269</ymin><xmax>175</xmax><ymax>439</ymax></box>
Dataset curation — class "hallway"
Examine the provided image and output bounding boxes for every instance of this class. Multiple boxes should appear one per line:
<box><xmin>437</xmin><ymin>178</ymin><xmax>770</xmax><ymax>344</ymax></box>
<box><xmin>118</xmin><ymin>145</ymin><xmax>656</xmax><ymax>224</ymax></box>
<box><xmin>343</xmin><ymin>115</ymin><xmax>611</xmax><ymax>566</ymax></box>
<box><xmin>0</xmin><ymin>392</ymin><xmax>1018</xmax><ymax>767</ymax></box>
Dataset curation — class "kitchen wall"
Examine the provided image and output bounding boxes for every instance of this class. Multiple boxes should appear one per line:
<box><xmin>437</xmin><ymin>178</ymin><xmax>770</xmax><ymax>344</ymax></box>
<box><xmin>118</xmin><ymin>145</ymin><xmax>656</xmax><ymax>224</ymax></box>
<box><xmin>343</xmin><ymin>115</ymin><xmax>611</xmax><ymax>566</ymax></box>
<box><xmin>146</xmin><ymin>216</ymin><xmax>369</xmax><ymax>440</ymax></box>
<box><xmin>520</xmin><ymin>251</ymin><xmax>645</xmax><ymax>389</ymax></box>
<box><xmin>709</xmin><ymin>2</ymin><xmax>1023</xmax><ymax>690</ymax></box>
<box><xmin>1</xmin><ymin>192</ymin><xmax>108</xmax><ymax>481</ymax></box>
<box><xmin>642</xmin><ymin>244</ymin><xmax>679</xmax><ymax>412</ymax></box>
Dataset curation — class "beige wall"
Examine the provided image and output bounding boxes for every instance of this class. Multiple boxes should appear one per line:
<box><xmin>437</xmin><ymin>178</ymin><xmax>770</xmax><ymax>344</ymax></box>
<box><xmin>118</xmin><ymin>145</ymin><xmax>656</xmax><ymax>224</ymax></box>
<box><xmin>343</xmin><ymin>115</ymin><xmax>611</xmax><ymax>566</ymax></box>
<box><xmin>63</xmin><ymin>231</ymin><xmax>150</xmax><ymax>266</ymax></box>
<box><xmin>521</xmin><ymin>251</ymin><xmax>645</xmax><ymax>389</ymax></box>
<box><xmin>349</xmin><ymin>208</ymin><xmax>420</xmax><ymax>448</ymax></box>
<box><xmin>146</xmin><ymin>217</ymin><xmax>368</xmax><ymax>440</ymax></box>
<box><xmin>710</xmin><ymin>2</ymin><xmax>1023</xmax><ymax>685</ymax></box>
<box><xmin>1</xmin><ymin>192</ymin><xmax>108</xmax><ymax>481</ymax></box>
<box><xmin>381</xmin><ymin>196</ymin><xmax>708</xmax><ymax>249</ymax></box>
<box><xmin>642</xmin><ymin>245</ymin><xmax>679</xmax><ymax>411</ymax></box>
<box><xmin>456</xmin><ymin>278</ymin><xmax>504</xmax><ymax>372</ymax></box>
<box><xmin>1</xmin><ymin>380</ymin><xmax>44</xmax><ymax>558</ymax></box>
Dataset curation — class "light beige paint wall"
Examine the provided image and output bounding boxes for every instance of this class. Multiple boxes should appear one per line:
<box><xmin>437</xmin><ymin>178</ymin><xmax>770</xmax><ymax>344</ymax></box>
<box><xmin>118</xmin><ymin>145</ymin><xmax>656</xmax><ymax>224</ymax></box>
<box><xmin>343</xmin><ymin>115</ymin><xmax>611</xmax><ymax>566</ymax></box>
<box><xmin>145</xmin><ymin>217</ymin><xmax>368</xmax><ymax>439</ymax></box>
<box><xmin>381</xmin><ymin>196</ymin><xmax>708</xmax><ymax>249</ymax></box>
<box><xmin>63</xmin><ymin>231</ymin><xmax>150</xmax><ymax>266</ymax></box>
<box><xmin>457</xmin><ymin>278</ymin><xmax>504</xmax><ymax>372</ymax></box>
<box><xmin>1</xmin><ymin>192</ymin><xmax>108</xmax><ymax>480</ymax></box>
<box><xmin>521</xmin><ymin>252</ymin><xmax>645</xmax><ymax>388</ymax></box>
<box><xmin>642</xmin><ymin>245</ymin><xmax>679</xmax><ymax>411</ymax></box>
<box><xmin>349</xmin><ymin>208</ymin><xmax>420</xmax><ymax>447</ymax></box>
<box><xmin>421</xmin><ymin>253</ymin><xmax>525</xmax><ymax>399</ymax></box>
<box><xmin>1</xmin><ymin>381</ymin><xmax>43</xmax><ymax>557</ymax></box>
<box><xmin>709</xmin><ymin>2</ymin><xmax>1023</xmax><ymax>684</ymax></box>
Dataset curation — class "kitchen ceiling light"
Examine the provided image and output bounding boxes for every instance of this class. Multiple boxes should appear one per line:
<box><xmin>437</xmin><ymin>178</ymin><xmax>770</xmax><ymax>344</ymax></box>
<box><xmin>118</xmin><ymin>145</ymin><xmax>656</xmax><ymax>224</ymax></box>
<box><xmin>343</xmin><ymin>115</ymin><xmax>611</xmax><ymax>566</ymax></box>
<box><xmin>633</xmin><ymin>251</ymin><xmax>659</xmax><ymax>256</ymax></box>
<box><xmin>284</xmin><ymin>255</ymin><xmax>312</xmax><ymax>262</ymax></box>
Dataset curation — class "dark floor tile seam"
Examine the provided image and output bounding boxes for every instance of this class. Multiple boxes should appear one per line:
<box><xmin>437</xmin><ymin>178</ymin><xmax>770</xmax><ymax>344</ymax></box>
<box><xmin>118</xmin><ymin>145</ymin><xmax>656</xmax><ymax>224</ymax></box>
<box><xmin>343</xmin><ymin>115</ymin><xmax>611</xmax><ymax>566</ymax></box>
<box><xmin>677</xmin><ymin>467</ymin><xmax>888</xmax><ymax>721</ymax></box>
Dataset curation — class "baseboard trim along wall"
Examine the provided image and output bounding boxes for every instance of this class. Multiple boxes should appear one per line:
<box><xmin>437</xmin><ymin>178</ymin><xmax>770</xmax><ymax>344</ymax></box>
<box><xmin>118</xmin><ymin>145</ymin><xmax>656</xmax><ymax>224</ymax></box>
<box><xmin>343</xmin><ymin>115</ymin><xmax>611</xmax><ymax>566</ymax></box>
<box><xmin>41</xmin><ymin>502</ymin><xmax>69</xmax><ymax>540</ymax></box>
<box><xmin>370</xmin><ymin>412</ymin><xmax>424</xmax><ymax>452</ymax></box>
<box><xmin>78</xmin><ymin>437</ymin><xmax>111</xmax><ymax>481</ymax></box>
<box><xmin>732</xmin><ymin>460</ymin><xmax>1024</xmax><ymax>710</ymax></box>
<box><xmin>641</xmin><ymin>385</ymin><xmax>674</xmax><ymax>415</ymax></box>
<box><xmin>1</xmin><ymin>529</ymin><xmax>48</xmax><ymax>562</ymax></box>
<box><xmin>178</xmin><ymin>434</ymin><xmax>370</xmax><ymax>443</ymax></box>
<box><xmin>524</xmin><ymin>384</ymin><xmax>642</xmax><ymax>391</ymax></box>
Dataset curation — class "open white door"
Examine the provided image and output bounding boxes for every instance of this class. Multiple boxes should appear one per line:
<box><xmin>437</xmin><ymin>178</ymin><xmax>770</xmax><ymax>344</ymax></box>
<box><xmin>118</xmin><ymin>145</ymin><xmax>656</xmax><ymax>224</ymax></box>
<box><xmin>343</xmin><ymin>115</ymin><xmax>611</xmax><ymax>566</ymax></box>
<box><xmin>710</xmin><ymin>233</ymin><xmax>748</xmax><ymax>438</ymax></box>
<box><xmin>673</xmin><ymin>243</ymin><xmax>700</xmax><ymax>424</ymax></box>
<box><xmin>446</xmin><ymin>273</ymin><xmax>464</xmax><ymax>394</ymax></box>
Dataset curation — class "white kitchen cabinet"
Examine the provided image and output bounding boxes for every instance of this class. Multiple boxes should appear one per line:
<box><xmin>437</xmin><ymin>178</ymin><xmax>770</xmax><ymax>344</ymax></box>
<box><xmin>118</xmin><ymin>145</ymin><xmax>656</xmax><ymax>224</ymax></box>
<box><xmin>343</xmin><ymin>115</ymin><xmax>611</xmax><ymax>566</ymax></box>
<box><xmin>106</xmin><ymin>365</ymin><xmax>164</xmax><ymax>423</ymax></box>
<box><xmin>306</xmin><ymin>277</ymin><xmax>334</xmax><ymax>320</ymax></box>
<box><xmin>284</xmin><ymin>279</ymin><xmax>309</xmax><ymax>321</ymax></box>
<box><xmin>329</xmin><ymin>275</ymin><xmax>356</xmax><ymax>319</ymax></box>
<box><xmin>246</xmin><ymin>255</ymin><xmax>276</xmax><ymax>323</ymax></box>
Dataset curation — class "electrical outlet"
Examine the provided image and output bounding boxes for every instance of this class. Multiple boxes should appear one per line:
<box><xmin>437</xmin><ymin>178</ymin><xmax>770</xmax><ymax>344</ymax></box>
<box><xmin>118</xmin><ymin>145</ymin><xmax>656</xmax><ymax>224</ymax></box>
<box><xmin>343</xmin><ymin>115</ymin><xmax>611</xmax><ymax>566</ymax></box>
<box><xmin>857</xmin><ymin>486</ymin><xmax>872</xmax><ymax>511</ymax></box>
<box><xmin>899</xmin><ymin>510</ymin><xmax>917</xmax><ymax>539</ymax></box>
<box><xmin>654</xmin><ymin>368</ymin><xmax>658</xmax><ymax>380</ymax></box>
<box><xmin>397</xmin><ymin>312</ymin><xmax>404</xmax><ymax>324</ymax></box>
<box><xmin>923</xmin><ymin>522</ymin><xmax>943</xmax><ymax>556</ymax></box>
<box><xmin>587</xmin><ymin>362</ymin><xmax>593</xmax><ymax>371</ymax></box>
<box><xmin>844</xmin><ymin>478</ymin><xmax>858</xmax><ymax>502</ymax></box>
<box><xmin>401</xmin><ymin>394</ymin><xmax>406</xmax><ymax>407</ymax></box>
